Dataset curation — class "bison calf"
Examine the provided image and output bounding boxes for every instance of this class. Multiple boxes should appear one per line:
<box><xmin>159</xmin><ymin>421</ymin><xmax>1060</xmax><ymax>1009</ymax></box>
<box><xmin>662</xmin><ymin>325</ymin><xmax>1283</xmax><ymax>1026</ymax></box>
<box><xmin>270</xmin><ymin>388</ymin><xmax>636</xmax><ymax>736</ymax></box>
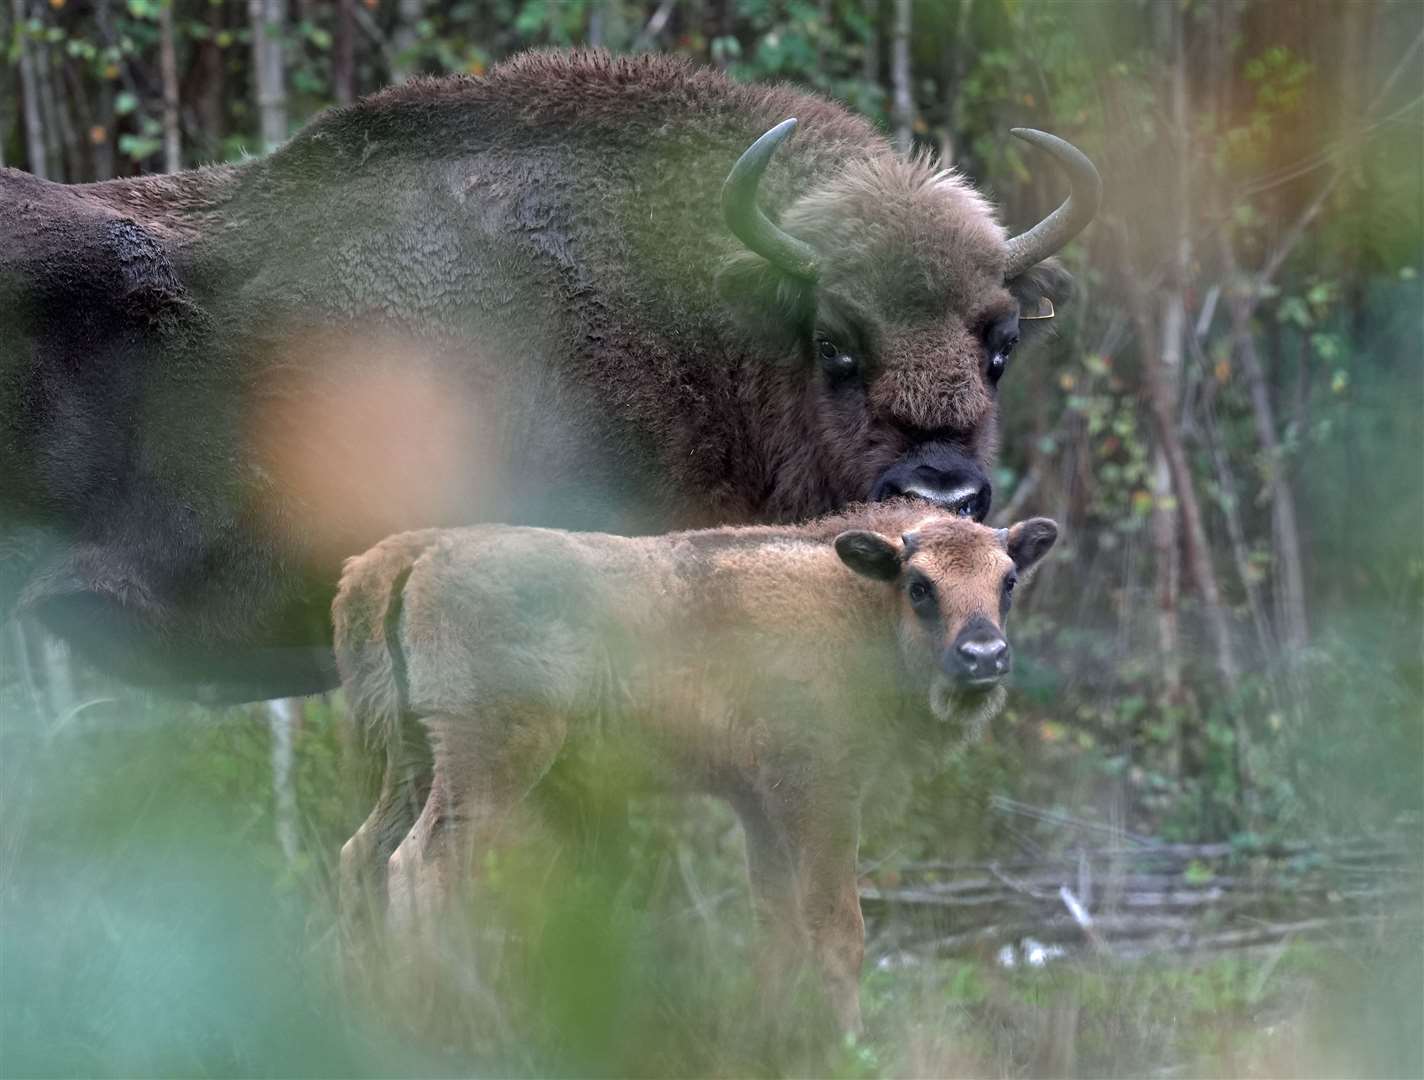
<box><xmin>333</xmin><ymin>503</ymin><xmax>1057</xmax><ymax>1032</ymax></box>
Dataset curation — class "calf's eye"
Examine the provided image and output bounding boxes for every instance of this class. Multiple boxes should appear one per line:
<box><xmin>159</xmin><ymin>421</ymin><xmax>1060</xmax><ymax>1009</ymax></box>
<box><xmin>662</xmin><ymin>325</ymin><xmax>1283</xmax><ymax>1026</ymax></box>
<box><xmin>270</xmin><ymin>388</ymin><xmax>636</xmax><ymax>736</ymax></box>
<box><xmin>908</xmin><ymin>581</ymin><xmax>932</xmax><ymax>604</ymax></box>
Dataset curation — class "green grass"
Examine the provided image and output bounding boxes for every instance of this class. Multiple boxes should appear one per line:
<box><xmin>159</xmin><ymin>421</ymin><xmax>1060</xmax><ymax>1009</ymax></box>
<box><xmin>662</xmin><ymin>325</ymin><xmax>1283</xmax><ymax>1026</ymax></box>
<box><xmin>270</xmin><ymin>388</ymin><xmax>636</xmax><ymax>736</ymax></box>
<box><xmin>2</xmin><ymin>688</ymin><xmax>1420</xmax><ymax>1078</ymax></box>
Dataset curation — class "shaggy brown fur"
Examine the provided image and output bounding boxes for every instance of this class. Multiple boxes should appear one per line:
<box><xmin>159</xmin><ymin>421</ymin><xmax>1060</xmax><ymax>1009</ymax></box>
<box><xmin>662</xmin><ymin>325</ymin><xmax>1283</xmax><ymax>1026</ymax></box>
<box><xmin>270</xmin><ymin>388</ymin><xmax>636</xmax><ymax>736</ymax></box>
<box><xmin>332</xmin><ymin>502</ymin><xmax>1057</xmax><ymax>1032</ymax></box>
<box><xmin>2</xmin><ymin>49</ymin><xmax>1075</xmax><ymax>700</ymax></box>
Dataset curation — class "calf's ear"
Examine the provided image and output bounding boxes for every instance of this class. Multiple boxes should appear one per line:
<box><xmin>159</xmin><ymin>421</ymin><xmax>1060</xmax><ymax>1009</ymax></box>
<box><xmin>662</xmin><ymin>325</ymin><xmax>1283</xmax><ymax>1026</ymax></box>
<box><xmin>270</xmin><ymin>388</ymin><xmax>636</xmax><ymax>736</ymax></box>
<box><xmin>1007</xmin><ymin>518</ymin><xmax>1059</xmax><ymax>573</ymax></box>
<box><xmin>834</xmin><ymin>530</ymin><xmax>903</xmax><ymax>582</ymax></box>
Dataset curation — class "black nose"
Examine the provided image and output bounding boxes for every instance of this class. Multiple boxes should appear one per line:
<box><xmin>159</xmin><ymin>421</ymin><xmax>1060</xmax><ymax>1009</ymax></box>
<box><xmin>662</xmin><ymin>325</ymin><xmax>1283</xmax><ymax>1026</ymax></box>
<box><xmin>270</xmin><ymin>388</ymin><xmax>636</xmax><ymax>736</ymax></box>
<box><xmin>951</xmin><ymin>631</ymin><xmax>1010</xmax><ymax>685</ymax></box>
<box><xmin>871</xmin><ymin>451</ymin><xmax>992</xmax><ymax>521</ymax></box>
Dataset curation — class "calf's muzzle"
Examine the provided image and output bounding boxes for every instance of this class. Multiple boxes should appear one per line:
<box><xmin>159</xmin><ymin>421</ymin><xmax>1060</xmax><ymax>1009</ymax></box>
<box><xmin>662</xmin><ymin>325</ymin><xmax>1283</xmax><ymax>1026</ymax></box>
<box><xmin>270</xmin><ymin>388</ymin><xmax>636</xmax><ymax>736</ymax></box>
<box><xmin>948</xmin><ymin>616</ymin><xmax>1010</xmax><ymax>686</ymax></box>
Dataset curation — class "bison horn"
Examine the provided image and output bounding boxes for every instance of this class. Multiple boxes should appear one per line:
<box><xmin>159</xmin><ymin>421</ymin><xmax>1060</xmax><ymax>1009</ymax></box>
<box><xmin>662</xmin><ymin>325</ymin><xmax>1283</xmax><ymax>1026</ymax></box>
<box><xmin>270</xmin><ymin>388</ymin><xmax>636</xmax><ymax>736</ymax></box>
<box><xmin>721</xmin><ymin>118</ymin><xmax>820</xmax><ymax>283</ymax></box>
<box><xmin>1002</xmin><ymin>129</ymin><xmax>1102</xmax><ymax>280</ymax></box>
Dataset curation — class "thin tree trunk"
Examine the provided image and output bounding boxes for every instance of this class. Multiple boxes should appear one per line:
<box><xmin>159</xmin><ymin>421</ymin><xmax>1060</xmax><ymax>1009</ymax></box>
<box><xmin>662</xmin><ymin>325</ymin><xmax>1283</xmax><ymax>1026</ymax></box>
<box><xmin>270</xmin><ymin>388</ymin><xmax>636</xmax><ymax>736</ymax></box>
<box><xmin>41</xmin><ymin>635</ymin><xmax>75</xmax><ymax>721</ymax></box>
<box><xmin>815</xmin><ymin>0</ymin><xmax>831</xmax><ymax>71</ymax></box>
<box><xmin>1195</xmin><ymin>337</ymin><xmax>1276</xmax><ymax>671</ymax></box>
<box><xmin>266</xmin><ymin>698</ymin><xmax>302</xmax><ymax>864</ymax></box>
<box><xmin>333</xmin><ymin>0</ymin><xmax>356</xmax><ymax>105</ymax></box>
<box><xmin>890</xmin><ymin>0</ymin><xmax>914</xmax><ymax>154</ymax></box>
<box><xmin>248</xmin><ymin>0</ymin><xmax>288</xmax><ymax>151</ymax></box>
<box><xmin>31</xmin><ymin>28</ymin><xmax>66</xmax><ymax>179</ymax></box>
<box><xmin>160</xmin><ymin>0</ymin><xmax>182</xmax><ymax>172</ymax></box>
<box><xmin>633</xmin><ymin>0</ymin><xmax>677</xmax><ymax>53</ymax></box>
<box><xmin>1149</xmin><ymin>300</ymin><xmax>1184</xmax><ymax>709</ymax></box>
<box><xmin>390</xmin><ymin>0</ymin><xmax>424</xmax><ymax>81</ymax></box>
<box><xmin>1137</xmin><ymin>308</ymin><xmax>1239</xmax><ymax>699</ymax></box>
<box><xmin>51</xmin><ymin>53</ymin><xmax>84</xmax><ymax>180</ymax></box>
<box><xmin>91</xmin><ymin>78</ymin><xmax>115</xmax><ymax>179</ymax></box>
<box><xmin>588</xmin><ymin>0</ymin><xmax>606</xmax><ymax>49</ymax></box>
<box><xmin>862</xmin><ymin>0</ymin><xmax>880</xmax><ymax>88</ymax></box>
<box><xmin>61</xmin><ymin>61</ymin><xmax>97</xmax><ymax>181</ymax></box>
<box><xmin>193</xmin><ymin>0</ymin><xmax>226</xmax><ymax>160</ymax></box>
<box><xmin>8</xmin><ymin>622</ymin><xmax>43</xmax><ymax>722</ymax></box>
<box><xmin>938</xmin><ymin>0</ymin><xmax>975</xmax><ymax>166</ymax></box>
<box><xmin>1226</xmin><ymin>295</ymin><xmax>1308</xmax><ymax>653</ymax></box>
<box><xmin>1150</xmin><ymin>3</ymin><xmax>1187</xmax><ymax>717</ymax></box>
<box><xmin>703</xmin><ymin>0</ymin><xmax>729</xmax><ymax>68</ymax></box>
<box><xmin>11</xmin><ymin>0</ymin><xmax>48</xmax><ymax>177</ymax></box>
<box><xmin>92</xmin><ymin>0</ymin><xmax>118</xmax><ymax>179</ymax></box>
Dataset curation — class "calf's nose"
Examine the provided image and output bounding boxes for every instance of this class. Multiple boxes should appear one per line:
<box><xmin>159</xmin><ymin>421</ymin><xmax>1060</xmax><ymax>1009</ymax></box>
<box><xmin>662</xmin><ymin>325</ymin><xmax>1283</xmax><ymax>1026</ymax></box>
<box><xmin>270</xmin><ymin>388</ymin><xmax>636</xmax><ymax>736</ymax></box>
<box><xmin>952</xmin><ymin>633</ymin><xmax>1010</xmax><ymax>684</ymax></box>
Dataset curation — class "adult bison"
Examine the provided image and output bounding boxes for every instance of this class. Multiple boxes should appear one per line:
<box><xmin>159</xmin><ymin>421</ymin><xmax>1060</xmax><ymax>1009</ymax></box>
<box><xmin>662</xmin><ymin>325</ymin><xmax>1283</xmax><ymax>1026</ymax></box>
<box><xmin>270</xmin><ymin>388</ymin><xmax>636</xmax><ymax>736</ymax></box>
<box><xmin>0</xmin><ymin>49</ymin><xmax>1098</xmax><ymax>702</ymax></box>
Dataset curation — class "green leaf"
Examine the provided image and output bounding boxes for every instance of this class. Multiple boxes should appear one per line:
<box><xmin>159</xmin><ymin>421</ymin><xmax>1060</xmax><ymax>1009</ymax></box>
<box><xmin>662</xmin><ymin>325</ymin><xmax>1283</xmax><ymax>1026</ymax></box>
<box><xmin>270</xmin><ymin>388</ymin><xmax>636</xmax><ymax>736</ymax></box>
<box><xmin>118</xmin><ymin>132</ymin><xmax>162</xmax><ymax>161</ymax></box>
<box><xmin>1184</xmin><ymin>860</ymin><xmax>1216</xmax><ymax>885</ymax></box>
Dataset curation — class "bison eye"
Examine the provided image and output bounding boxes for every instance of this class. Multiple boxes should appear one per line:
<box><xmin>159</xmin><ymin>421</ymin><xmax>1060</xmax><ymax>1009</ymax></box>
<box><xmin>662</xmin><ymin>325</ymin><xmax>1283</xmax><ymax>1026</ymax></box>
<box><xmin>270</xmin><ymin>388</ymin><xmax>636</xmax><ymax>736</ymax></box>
<box><xmin>817</xmin><ymin>337</ymin><xmax>859</xmax><ymax>382</ymax></box>
<box><xmin>985</xmin><ymin>317</ymin><xmax>1020</xmax><ymax>386</ymax></box>
<box><xmin>908</xmin><ymin>580</ymin><xmax>934</xmax><ymax>608</ymax></box>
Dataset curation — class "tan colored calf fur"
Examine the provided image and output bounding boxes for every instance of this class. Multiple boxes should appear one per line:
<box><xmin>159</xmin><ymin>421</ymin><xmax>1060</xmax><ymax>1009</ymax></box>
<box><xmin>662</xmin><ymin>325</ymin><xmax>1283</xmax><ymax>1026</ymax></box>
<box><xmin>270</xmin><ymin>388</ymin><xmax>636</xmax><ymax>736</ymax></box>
<box><xmin>333</xmin><ymin>502</ymin><xmax>1057</xmax><ymax>1033</ymax></box>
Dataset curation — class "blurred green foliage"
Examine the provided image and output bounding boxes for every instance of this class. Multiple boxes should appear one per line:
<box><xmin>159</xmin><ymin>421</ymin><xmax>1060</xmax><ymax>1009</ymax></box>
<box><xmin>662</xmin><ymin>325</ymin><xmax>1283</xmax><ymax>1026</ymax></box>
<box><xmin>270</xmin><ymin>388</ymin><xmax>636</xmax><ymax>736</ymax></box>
<box><xmin>3</xmin><ymin>0</ymin><xmax>1422</xmax><ymax>1074</ymax></box>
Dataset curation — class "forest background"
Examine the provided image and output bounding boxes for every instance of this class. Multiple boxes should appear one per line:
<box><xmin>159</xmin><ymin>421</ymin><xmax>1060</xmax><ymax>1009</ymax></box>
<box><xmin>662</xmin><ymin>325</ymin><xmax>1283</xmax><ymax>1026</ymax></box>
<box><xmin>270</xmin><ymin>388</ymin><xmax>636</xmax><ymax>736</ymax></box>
<box><xmin>2</xmin><ymin>1</ymin><xmax>1421</xmax><ymax>1076</ymax></box>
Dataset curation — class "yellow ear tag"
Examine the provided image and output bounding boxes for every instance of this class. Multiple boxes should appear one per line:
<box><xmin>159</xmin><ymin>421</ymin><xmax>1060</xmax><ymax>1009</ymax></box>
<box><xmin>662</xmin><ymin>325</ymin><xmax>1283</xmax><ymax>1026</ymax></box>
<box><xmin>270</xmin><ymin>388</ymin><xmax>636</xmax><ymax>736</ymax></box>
<box><xmin>1020</xmin><ymin>297</ymin><xmax>1055</xmax><ymax>320</ymax></box>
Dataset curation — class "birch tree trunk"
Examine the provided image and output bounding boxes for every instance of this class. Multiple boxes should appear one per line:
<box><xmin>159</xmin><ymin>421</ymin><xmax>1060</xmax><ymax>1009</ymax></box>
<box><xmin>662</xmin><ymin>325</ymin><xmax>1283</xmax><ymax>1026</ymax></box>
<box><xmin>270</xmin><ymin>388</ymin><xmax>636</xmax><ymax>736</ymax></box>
<box><xmin>159</xmin><ymin>0</ymin><xmax>182</xmax><ymax>173</ymax></box>
<box><xmin>266</xmin><ymin>698</ymin><xmax>303</xmax><ymax>864</ymax></box>
<box><xmin>1150</xmin><ymin>2</ymin><xmax>1187</xmax><ymax>709</ymax></box>
<box><xmin>248</xmin><ymin>0</ymin><xmax>288</xmax><ymax>152</ymax></box>
<box><xmin>890</xmin><ymin>0</ymin><xmax>914</xmax><ymax>155</ymax></box>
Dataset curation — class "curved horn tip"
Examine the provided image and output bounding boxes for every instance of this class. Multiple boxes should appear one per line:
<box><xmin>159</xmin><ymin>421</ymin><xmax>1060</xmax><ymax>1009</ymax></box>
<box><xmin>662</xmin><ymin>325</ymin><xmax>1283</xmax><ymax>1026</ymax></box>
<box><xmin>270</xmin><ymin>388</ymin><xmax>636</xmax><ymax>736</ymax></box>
<box><xmin>721</xmin><ymin>117</ymin><xmax>820</xmax><ymax>282</ymax></box>
<box><xmin>1009</xmin><ymin>128</ymin><xmax>1103</xmax><ymax>197</ymax></box>
<box><xmin>1002</xmin><ymin>128</ymin><xmax>1103</xmax><ymax>280</ymax></box>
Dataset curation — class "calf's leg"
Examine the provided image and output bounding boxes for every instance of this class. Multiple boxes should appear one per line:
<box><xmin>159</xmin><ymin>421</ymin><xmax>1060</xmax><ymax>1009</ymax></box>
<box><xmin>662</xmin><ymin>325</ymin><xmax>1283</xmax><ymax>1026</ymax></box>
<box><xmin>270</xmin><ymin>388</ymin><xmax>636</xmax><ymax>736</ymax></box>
<box><xmin>386</xmin><ymin>706</ymin><xmax>568</xmax><ymax>936</ymax></box>
<box><xmin>798</xmin><ymin>827</ymin><xmax>865</xmax><ymax>1036</ymax></box>
<box><xmin>742</xmin><ymin>788</ymin><xmax>866</xmax><ymax>1036</ymax></box>
<box><xmin>339</xmin><ymin>727</ymin><xmax>431</xmax><ymax>935</ymax></box>
<box><xmin>736</xmin><ymin>799</ymin><xmax>809</xmax><ymax>1019</ymax></box>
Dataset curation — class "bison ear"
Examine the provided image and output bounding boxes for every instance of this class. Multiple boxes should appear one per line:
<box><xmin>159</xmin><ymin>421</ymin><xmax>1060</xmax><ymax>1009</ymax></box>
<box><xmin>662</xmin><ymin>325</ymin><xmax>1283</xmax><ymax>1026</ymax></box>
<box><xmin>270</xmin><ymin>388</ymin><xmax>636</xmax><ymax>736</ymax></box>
<box><xmin>1007</xmin><ymin>258</ymin><xmax>1074</xmax><ymax>320</ymax></box>
<box><xmin>834</xmin><ymin>530</ymin><xmax>903</xmax><ymax>582</ymax></box>
<box><xmin>1006</xmin><ymin>517</ymin><xmax>1059</xmax><ymax>574</ymax></box>
<box><xmin>716</xmin><ymin>250</ymin><xmax>815</xmax><ymax>352</ymax></box>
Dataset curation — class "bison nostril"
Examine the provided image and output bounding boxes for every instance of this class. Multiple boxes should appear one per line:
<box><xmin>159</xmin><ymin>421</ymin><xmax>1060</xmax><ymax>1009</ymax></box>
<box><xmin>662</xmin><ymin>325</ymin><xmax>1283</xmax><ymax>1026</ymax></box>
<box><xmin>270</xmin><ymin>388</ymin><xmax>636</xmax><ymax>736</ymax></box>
<box><xmin>870</xmin><ymin>475</ymin><xmax>991</xmax><ymax>522</ymax></box>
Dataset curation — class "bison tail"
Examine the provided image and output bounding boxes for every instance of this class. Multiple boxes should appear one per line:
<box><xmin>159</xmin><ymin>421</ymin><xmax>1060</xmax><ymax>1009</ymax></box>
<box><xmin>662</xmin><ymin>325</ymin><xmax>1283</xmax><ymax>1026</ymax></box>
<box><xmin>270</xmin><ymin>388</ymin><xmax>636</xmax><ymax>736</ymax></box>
<box><xmin>333</xmin><ymin>538</ymin><xmax>428</xmax><ymax>754</ymax></box>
